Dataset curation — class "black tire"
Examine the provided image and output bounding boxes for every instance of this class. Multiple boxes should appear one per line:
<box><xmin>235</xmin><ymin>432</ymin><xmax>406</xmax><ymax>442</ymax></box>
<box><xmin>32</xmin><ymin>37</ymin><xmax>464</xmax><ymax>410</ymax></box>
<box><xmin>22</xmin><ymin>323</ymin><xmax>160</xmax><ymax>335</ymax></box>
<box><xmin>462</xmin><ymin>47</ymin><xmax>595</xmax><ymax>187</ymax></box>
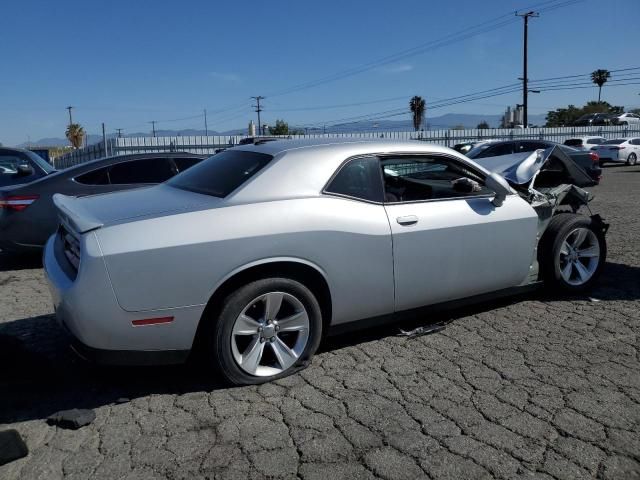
<box><xmin>206</xmin><ymin>278</ymin><xmax>322</xmax><ymax>385</ymax></box>
<box><xmin>539</xmin><ymin>213</ymin><xmax>607</xmax><ymax>293</ymax></box>
<box><xmin>627</xmin><ymin>153</ymin><xmax>637</xmax><ymax>166</ymax></box>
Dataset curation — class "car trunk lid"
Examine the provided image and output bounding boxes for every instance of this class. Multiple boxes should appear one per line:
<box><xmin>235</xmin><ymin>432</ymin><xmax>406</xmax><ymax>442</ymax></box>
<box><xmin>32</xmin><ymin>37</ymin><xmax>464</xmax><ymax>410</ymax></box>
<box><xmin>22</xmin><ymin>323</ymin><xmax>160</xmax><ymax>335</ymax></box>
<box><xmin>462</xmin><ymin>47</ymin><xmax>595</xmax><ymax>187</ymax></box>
<box><xmin>53</xmin><ymin>184</ymin><xmax>218</xmax><ymax>234</ymax></box>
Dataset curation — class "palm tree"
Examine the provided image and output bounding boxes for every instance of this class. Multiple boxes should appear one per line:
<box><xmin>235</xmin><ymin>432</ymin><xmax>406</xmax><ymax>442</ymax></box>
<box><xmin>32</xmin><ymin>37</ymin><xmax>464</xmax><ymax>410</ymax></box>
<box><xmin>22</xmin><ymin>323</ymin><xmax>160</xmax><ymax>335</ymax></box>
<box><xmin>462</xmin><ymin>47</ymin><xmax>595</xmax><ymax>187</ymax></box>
<box><xmin>409</xmin><ymin>96</ymin><xmax>426</xmax><ymax>131</ymax></box>
<box><xmin>591</xmin><ymin>69</ymin><xmax>611</xmax><ymax>102</ymax></box>
<box><xmin>65</xmin><ymin>123</ymin><xmax>85</xmax><ymax>149</ymax></box>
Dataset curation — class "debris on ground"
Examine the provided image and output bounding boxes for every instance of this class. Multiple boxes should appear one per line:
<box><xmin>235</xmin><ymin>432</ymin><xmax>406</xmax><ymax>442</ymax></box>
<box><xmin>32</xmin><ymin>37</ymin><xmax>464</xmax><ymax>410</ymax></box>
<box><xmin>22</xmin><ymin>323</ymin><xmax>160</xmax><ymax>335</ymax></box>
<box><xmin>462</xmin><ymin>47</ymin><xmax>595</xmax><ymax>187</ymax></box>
<box><xmin>0</xmin><ymin>430</ymin><xmax>29</xmax><ymax>466</ymax></box>
<box><xmin>47</xmin><ymin>408</ymin><xmax>96</xmax><ymax>430</ymax></box>
<box><xmin>397</xmin><ymin>322</ymin><xmax>446</xmax><ymax>338</ymax></box>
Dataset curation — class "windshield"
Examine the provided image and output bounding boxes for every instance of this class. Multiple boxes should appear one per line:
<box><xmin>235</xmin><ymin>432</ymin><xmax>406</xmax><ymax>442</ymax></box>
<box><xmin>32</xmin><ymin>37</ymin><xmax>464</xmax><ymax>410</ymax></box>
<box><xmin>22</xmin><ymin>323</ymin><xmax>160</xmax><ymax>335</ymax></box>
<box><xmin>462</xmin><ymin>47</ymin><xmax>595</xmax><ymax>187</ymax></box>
<box><xmin>168</xmin><ymin>149</ymin><xmax>272</xmax><ymax>197</ymax></box>
<box><xmin>603</xmin><ymin>139</ymin><xmax>626</xmax><ymax>145</ymax></box>
<box><xmin>465</xmin><ymin>143</ymin><xmax>494</xmax><ymax>158</ymax></box>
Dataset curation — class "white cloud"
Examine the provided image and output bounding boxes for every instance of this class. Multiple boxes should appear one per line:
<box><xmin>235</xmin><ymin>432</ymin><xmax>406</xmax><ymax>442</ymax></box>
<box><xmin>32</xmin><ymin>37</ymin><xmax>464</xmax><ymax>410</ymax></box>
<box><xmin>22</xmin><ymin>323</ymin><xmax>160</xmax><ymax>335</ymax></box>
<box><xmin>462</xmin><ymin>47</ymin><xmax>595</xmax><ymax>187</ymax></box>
<box><xmin>381</xmin><ymin>64</ymin><xmax>414</xmax><ymax>74</ymax></box>
<box><xmin>209</xmin><ymin>71</ymin><xmax>241</xmax><ymax>82</ymax></box>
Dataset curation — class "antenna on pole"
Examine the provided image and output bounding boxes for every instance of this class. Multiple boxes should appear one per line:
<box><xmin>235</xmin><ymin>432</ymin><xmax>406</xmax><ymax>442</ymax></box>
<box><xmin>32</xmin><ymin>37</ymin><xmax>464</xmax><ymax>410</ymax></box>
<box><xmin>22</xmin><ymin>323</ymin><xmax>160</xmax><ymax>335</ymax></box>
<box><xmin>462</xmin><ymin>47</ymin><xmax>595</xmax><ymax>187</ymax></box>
<box><xmin>149</xmin><ymin>120</ymin><xmax>157</xmax><ymax>137</ymax></box>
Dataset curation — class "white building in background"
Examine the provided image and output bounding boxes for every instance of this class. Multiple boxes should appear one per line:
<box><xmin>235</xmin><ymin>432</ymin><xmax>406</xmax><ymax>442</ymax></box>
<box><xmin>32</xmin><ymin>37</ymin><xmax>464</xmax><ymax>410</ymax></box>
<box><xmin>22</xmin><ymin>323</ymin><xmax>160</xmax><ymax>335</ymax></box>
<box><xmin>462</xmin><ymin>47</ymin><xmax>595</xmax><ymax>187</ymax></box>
<box><xmin>502</xmin><ymin>105</ymin><xmax>524</xmax><ymax>128</ymax></box>
<box><xmin>248</xmin><ymin>120</ymin><xmax>256</xmax><ymax>136</ymax></box>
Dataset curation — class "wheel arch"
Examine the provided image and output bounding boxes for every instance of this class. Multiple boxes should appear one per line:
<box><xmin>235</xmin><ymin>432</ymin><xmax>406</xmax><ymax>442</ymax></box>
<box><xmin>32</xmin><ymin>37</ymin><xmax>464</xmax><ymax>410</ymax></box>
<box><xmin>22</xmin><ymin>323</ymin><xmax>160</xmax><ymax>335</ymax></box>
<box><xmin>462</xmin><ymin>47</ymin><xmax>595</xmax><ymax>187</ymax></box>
<box><xmin>193</xmin><ymin>258</ymin><xmax>333</xmax><ymax>350</ymax></box>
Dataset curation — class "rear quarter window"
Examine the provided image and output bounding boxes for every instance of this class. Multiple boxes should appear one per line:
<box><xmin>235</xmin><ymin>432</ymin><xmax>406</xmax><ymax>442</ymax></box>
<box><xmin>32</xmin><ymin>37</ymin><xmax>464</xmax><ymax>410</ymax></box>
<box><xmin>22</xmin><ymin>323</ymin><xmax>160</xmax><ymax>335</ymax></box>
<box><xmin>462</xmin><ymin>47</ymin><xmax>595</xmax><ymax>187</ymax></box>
<box><xmin>168</xmin><ymin>150</ymin><xmax>272</xmax><ymax>197</ymax></box>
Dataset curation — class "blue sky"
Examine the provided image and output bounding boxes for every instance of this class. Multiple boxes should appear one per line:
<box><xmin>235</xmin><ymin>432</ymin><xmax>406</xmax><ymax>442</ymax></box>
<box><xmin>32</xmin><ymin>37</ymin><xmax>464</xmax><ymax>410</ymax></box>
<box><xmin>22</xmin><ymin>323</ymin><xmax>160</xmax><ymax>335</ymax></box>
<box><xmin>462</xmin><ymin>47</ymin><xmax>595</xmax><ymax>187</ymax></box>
<box><xmin>1</xmin><ymin>0</ymin><xmax>639</xmax><ymax>145</ymax></box>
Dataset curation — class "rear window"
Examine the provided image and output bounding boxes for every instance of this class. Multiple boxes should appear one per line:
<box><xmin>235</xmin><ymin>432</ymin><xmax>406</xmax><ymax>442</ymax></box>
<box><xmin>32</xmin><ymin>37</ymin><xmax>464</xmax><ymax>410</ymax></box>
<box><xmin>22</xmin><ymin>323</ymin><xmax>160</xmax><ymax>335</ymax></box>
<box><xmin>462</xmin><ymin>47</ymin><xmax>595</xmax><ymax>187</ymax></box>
<box><xmin>564</xmin><ymin>139</ymin><xmax>583</xmax><ymax>147</ymax></box>
<box><xmin>603</xmin><ymin>139</ymin><xmax>626</xmax><ymax>145</ymax></box>
<box><xmin>168</xmin><ymin>149</ymin><xmax>272</xmax><ymax>197</ymax></box>
<box><xmin>586</xmin><ymin>138</ymin><xmax>605</xmax><ymax>144</ymax></box>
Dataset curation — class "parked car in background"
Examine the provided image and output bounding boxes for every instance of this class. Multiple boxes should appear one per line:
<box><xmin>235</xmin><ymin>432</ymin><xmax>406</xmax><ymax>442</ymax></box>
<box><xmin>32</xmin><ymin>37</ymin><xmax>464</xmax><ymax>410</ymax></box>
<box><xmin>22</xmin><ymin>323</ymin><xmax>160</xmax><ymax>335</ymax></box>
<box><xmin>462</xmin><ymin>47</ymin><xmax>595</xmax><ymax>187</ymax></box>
<box><xmin>563</xmin><ymin>136</ymin><xmax>606</xmax><ymax>151</ymax></box>
<box><xmin>0</xmin><ymin>152</ymin><xmax>205</xmax><ymax>252</ymax></box>
<box><xmin>0</xmin><ymin>146</ymin><xmax>56</xmax><ymax>187</ymax></box>
<box><xmin>612</xmin><ymin>112</ymin><xmax>640</xmax><ymax>126</ymax></box>
<box><xmin>572</xmin><ymin>113</ymin><xmax>615</xmax><ymax>127</ymax></box>
<box><xmin>452</xmin><ymin>141</ymin><xmax>486</xmax><ymax>154</ymax></box>
<box><xmin>591</xmin><ymin>138</ymin><xmax>640</xmax><ymax>165</ymax></box>
<box><xmin>465</xmin><ymin>139</ymin><xmax>601</xmax><ymax>183</ymax></box>
<box><xmin>44</xmin><ymin>139</ymin><xmax>607</xmax><ymax>385</ymax></box>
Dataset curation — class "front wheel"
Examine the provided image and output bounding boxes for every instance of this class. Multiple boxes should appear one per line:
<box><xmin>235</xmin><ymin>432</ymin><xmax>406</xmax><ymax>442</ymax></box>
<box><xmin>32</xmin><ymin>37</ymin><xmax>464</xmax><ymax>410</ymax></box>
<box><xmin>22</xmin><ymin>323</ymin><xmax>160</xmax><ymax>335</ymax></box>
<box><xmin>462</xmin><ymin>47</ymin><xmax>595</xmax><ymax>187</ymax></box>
<box><xmin>207</xmin><ymin>278</ymin><xmax>322</xmax><ymax>385</ymax></box>
<box><xmin>540</xmin><ymin>213</ymin><xmax>607</xmax><ymax>293</ymax></box>
<box><xmin>627</xmin><ymin>153</ymin><xmax>637</xmax><ymax>166</ymax></box>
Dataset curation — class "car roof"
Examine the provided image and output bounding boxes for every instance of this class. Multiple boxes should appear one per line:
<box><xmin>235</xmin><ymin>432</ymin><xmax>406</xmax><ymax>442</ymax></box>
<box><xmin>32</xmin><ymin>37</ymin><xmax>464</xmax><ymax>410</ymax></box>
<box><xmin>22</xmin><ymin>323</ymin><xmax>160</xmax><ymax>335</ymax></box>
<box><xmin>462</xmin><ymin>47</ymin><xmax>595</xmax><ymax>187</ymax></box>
<box><xmin>61</xmin><ymin>151</ymin><xmax>206</xmax><ymax>172</ymax></box>
<box><xmin>232</xmin><ymin>137</ymin><xmax>517</xmax><ymax>157</ymax></box>
<box><xmin>0</xmin><ymin>146</ymin><xmax>40</xmax><ymax>155</ymax></box>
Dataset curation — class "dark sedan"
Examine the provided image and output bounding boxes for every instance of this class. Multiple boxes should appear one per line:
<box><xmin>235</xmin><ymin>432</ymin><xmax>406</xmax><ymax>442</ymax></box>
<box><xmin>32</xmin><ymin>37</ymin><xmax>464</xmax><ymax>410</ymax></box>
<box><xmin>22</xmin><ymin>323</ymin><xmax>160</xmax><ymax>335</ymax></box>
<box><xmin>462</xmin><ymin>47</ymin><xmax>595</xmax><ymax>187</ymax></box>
<box><xmin>0</xmin><ymin>146</ymin><xmax>56</xmax><ymax>187</ymax></box>
<box><xmin>0</xmin><ymin>152</ymin><xmax>205</xmax><ymax>252</ymax></box>
<box><xmin>465</xmin><ymin>139</ymin><xmax>602</xmax><ymax>183</ymax></box>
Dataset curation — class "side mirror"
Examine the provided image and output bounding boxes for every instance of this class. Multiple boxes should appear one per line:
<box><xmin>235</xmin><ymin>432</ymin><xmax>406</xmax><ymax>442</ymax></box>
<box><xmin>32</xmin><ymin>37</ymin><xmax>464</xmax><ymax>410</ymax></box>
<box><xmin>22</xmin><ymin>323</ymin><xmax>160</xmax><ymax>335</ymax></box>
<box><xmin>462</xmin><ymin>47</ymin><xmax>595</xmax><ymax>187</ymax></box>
<box><xmin>17</xmin><ymin>164</ymin><xmax>34</xmax><ymax>176</ymax></box>
<box><xmin>485</xmin><ymin>172</ymin><xmax>511</xmax><ymax>207</ymax></box>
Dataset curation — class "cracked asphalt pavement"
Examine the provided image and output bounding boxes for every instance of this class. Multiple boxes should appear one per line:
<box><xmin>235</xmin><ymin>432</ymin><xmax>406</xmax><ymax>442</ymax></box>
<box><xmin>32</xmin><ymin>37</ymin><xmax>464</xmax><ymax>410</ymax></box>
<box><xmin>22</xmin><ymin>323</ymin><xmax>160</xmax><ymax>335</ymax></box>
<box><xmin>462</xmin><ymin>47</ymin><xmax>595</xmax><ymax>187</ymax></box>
<box><xmin>1</xmin><ymin>164</ymin><xmax>639</xmax><ymax>480</ymax></box>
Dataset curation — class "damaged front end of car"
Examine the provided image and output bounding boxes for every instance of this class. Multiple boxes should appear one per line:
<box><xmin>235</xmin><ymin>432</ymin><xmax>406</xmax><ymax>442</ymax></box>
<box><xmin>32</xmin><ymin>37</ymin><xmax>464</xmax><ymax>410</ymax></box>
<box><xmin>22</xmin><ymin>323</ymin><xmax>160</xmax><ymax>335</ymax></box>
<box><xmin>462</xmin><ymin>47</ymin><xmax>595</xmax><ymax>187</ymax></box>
<box><xmin>475</xmin><ymin>146</ymin><xmax>609</xmax><ymax>282</ymax></box>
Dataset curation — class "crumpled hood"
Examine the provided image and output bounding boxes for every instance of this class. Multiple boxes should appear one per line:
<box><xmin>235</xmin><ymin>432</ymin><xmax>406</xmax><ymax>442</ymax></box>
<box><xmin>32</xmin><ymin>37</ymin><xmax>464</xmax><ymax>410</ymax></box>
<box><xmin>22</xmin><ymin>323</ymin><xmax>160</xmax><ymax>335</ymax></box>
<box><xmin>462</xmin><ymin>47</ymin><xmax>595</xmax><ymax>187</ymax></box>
<box><xmin>54</xmin><ymin>184</ymin><xmax>219</xmax><ymax>233</ymax></box>
<box><xmin>472</xmin><ymin>146</ymin><xmax>594</xmax><ymax>187</ymax></box>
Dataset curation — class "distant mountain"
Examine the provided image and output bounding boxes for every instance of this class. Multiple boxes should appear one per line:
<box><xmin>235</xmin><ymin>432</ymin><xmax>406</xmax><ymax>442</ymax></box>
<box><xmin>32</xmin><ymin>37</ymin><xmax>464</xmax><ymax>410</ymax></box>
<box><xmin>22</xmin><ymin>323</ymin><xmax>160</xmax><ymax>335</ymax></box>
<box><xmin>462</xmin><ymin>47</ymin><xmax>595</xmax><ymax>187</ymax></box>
<box><xmin>16</xmin><ymin>112</ymin><xmax>548</xmax><ymax>147</ymax></box>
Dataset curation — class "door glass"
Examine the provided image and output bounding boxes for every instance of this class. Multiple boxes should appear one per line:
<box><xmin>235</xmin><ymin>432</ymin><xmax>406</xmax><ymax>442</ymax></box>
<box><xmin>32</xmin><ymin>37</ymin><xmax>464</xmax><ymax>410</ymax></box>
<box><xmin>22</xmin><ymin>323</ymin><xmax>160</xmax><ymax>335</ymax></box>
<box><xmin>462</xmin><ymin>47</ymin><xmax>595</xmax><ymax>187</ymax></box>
<box><xmin>519</xmin><ymin>141</ymin><xmax>548</xmax><ymax>152</ymax></box>
<box><xmin>0</xmin><ymin>155</ymin><xmax>23</xmax><ymax>175</ymax></box>
<box><xmin>381</xmin><ymin>156</ymin><xmax>492</xmax><ymax>202</ymax></box>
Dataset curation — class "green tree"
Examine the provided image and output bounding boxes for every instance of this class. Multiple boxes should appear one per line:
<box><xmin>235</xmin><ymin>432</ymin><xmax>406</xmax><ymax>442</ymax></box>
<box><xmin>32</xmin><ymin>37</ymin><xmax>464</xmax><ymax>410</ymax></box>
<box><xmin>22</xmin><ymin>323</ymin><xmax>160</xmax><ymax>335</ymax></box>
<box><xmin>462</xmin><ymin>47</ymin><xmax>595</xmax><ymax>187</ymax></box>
<box><xmin>544</xmin><ymin>101</ymin><xmax>623</xmax><ymax>127</ymax></box>
<box><xmin>65</xmin><ymin>123</ymin><xmax>85</xmax><ymax>149</ymax></box>
<box><xmin>591</xmin><ymin>69</ymin><xmax>611</xmax><ymax>102</ymax></box>
<box><xmin>476</xmin><ymin>120</ymin><xmax>490</xmax><ymax>129</ymax></box>
<box><xmin>268</xmin><ymin>119</ymin><xmax>290</xmax><ymax>135</ymax></box>
<box><xmin>409</xmin><ymin>96</ymin><xmax>426</xmax><ymax>131</ymax></box>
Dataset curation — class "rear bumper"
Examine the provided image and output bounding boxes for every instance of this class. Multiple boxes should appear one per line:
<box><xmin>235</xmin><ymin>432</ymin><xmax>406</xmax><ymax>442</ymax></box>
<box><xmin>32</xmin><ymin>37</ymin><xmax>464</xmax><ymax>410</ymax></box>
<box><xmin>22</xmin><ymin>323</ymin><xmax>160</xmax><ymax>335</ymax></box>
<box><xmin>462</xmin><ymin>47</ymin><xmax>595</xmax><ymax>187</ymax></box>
<box><xmin>43</xmin><ymin>233</ymin><xmax>204</xmax><ymax>365</ymax></box>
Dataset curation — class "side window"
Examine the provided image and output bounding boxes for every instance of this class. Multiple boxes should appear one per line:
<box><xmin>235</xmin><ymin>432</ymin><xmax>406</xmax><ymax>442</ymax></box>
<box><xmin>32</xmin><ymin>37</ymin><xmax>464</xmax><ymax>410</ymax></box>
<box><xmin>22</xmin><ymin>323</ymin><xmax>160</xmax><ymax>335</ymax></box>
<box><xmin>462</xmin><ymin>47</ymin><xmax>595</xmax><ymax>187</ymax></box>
<box><xmin>0</xmin><ymin>155</ymin><xmax>24</xmax><ymax>174</ymax></box>
<box><xmin>325</xmin><ymin>156</ymin><xmax>384</xmax><ymax>203</ymax></box>
<box><xmin>109</xmin><ymin>158</ymin><xmax>175</xmax><ymax>184</ymax></box>
<box><xmin>74</xmin><ymin>166</ymin><xmax>110</xmax><ymax>185</ymax></box>
<box><xmin>173</xmin><ymin>157</ymin><xmax>201</xmax><ymax>172</ymax></box>
<box><xmin>519</xmin><ymin>141</ymin><xmax>548</xmax><ymax>152</ymax></box>
<box><xmin>381</xmin><ymin>156</ymin><xmax>493</xmax><ymax>203</ymax></box>
<box><xmin>475</xmin><ymin>142</ymin><xmax>515</xmax><ymax>158</ymax></box>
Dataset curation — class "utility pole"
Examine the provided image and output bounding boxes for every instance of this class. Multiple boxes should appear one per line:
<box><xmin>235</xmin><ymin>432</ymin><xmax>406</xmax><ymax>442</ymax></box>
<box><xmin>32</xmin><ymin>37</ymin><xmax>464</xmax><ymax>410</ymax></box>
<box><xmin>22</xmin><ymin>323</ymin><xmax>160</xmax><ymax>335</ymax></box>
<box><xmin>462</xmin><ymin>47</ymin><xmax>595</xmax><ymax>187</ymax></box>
<box><xmin>102</xmin><ymin>123</ymin><xmax>108</xmax><ymax>156</ymax></box>
<box><xmin>66</xmin><ymin>106</ymin><xmax>74</xmax><ymax>127</ymax></box>
<box><xmin>115</xmin><ymin>128</ymin><xmax>123</xmax><ymax>138</ymax></box>
<box><xmin>251</xmin><ymin>96</ymin><xmax>264</xmax><ymax>134</ymax></box>
<box><xmin>150</xmin><ymin>120</ymin><xmax>157</xmax><ymax>137</ymax></box>
<box><xmin>516</xmin><ymin>10</ymin><xmax>538</xmax><ymax>128</ymax></box>
<box><xmin>204</xmin><ymin>109</ymin><xmax>208</xmax><ymax>136</ymax></box>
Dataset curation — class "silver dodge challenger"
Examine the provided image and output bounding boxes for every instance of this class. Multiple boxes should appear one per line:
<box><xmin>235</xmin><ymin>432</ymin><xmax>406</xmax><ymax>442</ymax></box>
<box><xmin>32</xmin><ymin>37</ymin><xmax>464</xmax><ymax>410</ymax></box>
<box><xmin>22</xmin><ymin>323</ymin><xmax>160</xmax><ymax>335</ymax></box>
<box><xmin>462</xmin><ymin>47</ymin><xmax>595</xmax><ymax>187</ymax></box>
<box><xmin>44</xmin><ymin>139</ymin><xmax>608</xmax><ymax>385</ymax></box>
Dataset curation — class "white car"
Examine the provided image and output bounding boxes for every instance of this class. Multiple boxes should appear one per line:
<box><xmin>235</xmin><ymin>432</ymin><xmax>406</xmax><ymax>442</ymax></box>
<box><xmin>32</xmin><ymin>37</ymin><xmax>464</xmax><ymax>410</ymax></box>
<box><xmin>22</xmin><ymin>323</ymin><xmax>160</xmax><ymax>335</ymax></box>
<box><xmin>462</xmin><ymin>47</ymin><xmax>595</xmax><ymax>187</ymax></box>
<box><xmin>564</xmin><ymin>136</ymin><xmax>606</xmax><ymax>152</ymax></box>
<box><xmin>613</xmin><ymin>113</ymin><xmax>640</xmax><ymax>126</ymax></box>
<box><xmin>591</xmin><ymin>138</ymin><xmax>640</xmax><ymax>165</ymax></box>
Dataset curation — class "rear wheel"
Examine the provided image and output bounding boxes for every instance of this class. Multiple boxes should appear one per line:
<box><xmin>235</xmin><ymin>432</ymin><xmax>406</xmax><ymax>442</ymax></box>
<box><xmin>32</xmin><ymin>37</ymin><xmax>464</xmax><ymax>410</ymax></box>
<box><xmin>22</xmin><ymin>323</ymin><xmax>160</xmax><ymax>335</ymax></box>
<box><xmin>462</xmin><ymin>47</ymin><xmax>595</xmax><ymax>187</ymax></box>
<box><xmin>206</xmin><ymin>278</ymin><xmax>322</xmax><ymax>385</ymax></box>
<box><xmin>627</xmin><ymin>153</ymin><xmax>637</xmax><ymax>166</ymax></box>
<box><xmin>540</xmin><ymin>213</ymin><xmax>606</xmax><ymax>293</ymax></box>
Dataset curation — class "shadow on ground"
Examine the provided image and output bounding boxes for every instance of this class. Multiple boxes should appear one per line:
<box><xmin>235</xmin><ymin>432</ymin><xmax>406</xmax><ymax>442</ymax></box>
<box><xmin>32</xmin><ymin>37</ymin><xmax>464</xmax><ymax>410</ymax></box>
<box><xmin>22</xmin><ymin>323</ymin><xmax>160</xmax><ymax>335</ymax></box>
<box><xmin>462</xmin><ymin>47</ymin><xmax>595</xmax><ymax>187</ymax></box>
<box><xmin>1</xmin><ymin>261</ymin><xmax>638</xmax><ymax>426</ymax></box>
<box><xmin>0</xmin><ymin>252</ymin><xmax>42</xmax><ymax>273</ymax></box>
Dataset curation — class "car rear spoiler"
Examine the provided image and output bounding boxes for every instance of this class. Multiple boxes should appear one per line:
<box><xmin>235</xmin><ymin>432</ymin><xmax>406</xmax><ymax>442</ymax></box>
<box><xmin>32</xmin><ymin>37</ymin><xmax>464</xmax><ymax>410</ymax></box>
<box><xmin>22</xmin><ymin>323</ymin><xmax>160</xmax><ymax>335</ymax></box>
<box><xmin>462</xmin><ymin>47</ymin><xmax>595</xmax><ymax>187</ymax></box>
<box><xmin>53</xmin><ymin>194</ymin><xmax>104</xmax><ymax>234</ymax></box>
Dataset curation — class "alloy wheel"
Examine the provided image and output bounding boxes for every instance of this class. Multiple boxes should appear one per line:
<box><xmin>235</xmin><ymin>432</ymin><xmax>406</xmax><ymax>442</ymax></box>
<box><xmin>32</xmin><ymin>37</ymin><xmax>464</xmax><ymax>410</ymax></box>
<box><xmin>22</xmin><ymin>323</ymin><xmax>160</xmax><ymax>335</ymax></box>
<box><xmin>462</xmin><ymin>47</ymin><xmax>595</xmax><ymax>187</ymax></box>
<box><xmin>557</xmin><ymin>227</ymin><xmax>600</xmax><ymax>286</ymax></box>
<box><xmin>230</xmin><ymin>291</ymin><xmax>310</xmax><ymax>377</ymax></box>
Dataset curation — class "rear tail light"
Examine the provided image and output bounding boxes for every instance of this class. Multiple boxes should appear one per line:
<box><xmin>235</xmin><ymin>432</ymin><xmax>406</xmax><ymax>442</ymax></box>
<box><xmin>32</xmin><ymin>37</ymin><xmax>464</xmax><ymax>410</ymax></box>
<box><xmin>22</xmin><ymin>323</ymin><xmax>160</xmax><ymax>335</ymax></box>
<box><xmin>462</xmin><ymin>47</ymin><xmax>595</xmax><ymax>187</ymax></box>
<box><xmin>589</xmin><ymin>152</ymin><xmax>600</xmax><ymax>164</ymax></box>
<box><xmin>0</xmin><ymin>195</ymin><xmax>40</xmax><ymax>211</ymax></box>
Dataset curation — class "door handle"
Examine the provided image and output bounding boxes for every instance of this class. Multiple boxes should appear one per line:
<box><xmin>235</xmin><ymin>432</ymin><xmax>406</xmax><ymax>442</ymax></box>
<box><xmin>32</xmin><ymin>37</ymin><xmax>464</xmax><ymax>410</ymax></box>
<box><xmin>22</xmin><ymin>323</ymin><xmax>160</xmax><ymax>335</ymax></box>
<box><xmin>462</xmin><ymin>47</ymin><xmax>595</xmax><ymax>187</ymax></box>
<box><xmin>396</xmin><ymin>215</ymin><xmax>418</xmax><ymax>226</ymax></box>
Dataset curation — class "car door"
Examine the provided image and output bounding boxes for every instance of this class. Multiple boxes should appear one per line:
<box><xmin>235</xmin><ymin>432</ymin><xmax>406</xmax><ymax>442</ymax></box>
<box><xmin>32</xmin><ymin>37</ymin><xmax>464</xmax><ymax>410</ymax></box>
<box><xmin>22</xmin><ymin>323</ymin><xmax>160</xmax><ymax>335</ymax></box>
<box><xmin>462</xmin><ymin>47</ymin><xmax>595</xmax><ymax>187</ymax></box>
<box><xmin>380</xmin><ymin>154</ymin><xmax>539</xmax><ymax>312</ymax></box>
